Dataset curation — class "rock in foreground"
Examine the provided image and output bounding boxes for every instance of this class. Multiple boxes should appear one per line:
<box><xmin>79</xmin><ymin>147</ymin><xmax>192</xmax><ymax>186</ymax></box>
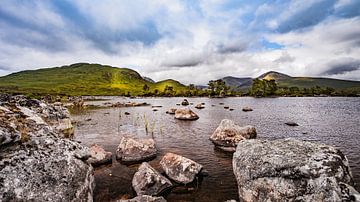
<box><xmin>210</xmin><ymin>119</ymin><xmax>256</xmax><ymax>151</ymax></box>
<box><xmin>0</xmin><ymin>95</ymin><xmax>94</xmax><ymax>201</ymax></box>
<box><xmin>119</xmin><ymin>195</ymin><xmax>167</xmax><ymax>202</ymax></box>
<box><xmin>233</xmin><ymin>138</ymin><xmax>359</xmax><ymax>202</ymax></box>
<box><xmin>174</xmin><ymin>108</ymin><xmax>199</xmax><ymax>120</ymax></box>
<box><xmin>132</xmin><ymin>162</ymin><xmax>173</xmax><ymax>196</ymax></box>
<box><xmin>116</xmin><ymin>137</ymin><xmax>157</xmax><ymax>163</ymax></box>
<box><xmin>160</xmin><ymin>153</ymin><xmax>203</xmax><ymax>184</ymax></box>
<box><xmin>87</xmin><ymin>144</ymin><xmax>112</xmax><ymax>166</ymax></box>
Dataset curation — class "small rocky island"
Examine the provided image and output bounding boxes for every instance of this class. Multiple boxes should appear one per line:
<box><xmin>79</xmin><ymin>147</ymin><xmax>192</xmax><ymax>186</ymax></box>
<box><xmin>0</xmin><ymin>94</ymin><xmax>359</xmax><ymax>201</ymax></box>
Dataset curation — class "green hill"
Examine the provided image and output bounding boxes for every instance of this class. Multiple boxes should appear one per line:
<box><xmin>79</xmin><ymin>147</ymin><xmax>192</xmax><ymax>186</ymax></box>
<box><xmin>0</xmin><ymin>63</ymin><xmax>188</xmax><ymax>96</ymax></box>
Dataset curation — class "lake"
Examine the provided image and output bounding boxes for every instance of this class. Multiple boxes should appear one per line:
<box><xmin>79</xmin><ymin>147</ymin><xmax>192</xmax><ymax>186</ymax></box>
<box><xmin>72</xmin><ymin>97</ymin><xmax>360</xmax><ymax>202</ymax></box>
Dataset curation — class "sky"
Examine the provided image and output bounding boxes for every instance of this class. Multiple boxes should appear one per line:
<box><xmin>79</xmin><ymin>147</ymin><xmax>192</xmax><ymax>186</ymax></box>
<box><xmin>0</xmin><ymin>0</ymin><xmax>359</xmax><ymax>84</ymax></box>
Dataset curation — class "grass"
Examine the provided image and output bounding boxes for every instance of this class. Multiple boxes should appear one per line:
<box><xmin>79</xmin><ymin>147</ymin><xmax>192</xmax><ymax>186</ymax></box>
<box><xmin>0</xmin><ymin>63</ymin><xmax>188</xmax><ymax>96</ymax></box>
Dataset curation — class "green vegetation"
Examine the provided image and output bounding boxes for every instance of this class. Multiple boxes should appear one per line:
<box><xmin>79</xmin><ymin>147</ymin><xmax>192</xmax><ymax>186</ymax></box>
<box><xmin>0</xmin><ymin>63</ymin><xmax>188</xmax><ymax>96</ymax></box>
<box><xmin>250</xmin><ymin>79</ymin><xmax>277</xmax><ymax>97</ymax></box>
<box><xmin>207</xmin><ymin>79</ymin><xmax>231</xmax><ymax>97</ymax></box>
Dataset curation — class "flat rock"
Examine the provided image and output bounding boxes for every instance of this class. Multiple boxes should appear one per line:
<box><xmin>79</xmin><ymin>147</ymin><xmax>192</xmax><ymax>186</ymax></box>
<box><xmin>233</xmin><ymin>138</ymin><xmax>360</xmax><ymax>202</ymax></box>
<box><xmin>210</xmin><ymin>119</ymin><xmax>256</xmax><ymax>150</ymax></box>
<box><xmin>242</xmin><ymin>107</ymin><xmax>253</xmax><ymax>112</ymax></box>
<box><xmin>174</xmin><ymin>108</ymin><xmax>199</xmax><ymax>120</ymax></box>
<box><xmin>285</xmin><ymin>121</ymin><xmax>299</xmax><ymax>126</ymax></box>
<box><xmin>87</xmin><ymin>144</ymin><xmax>112</xmax><ymax>166</ymax></box>
<box><xmin>116</xmin><ymin>137</ymin><xmax>157</xmax><ymax>163</ymax></box>
<box><xmin>118</xmin><ymin>195</ymin><xmax>167</xmax><ymax>202</ymax></box>
<box><xmin>132</xmin><ymin>162</ymin><xmax>173</xmax><ymax>196</ymax></box>
<box><xmin>160</xmin><ymin>153</ymin><xmax>203</xmax><ymax>184</ymax></box>
<box><xmin>195</xmin><ymin>103</ymin><xmax>205</xmax><ymax>109</ymax></box>
<box><xmin>166</xmin><ymin>108</ymin><xmax>177</xmax><ymax>114</ymax></box>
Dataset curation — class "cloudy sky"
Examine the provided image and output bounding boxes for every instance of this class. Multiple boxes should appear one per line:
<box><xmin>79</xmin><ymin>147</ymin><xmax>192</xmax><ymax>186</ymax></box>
<box><xmin>0</xmin><ymin>0</ymin><xmax>359</xmax><ymax>84</ymax></box>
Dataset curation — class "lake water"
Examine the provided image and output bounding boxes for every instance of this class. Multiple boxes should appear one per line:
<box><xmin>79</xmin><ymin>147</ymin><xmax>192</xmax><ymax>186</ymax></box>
<box><xmin>73</xmin><ymin>97</ymin><xmax>360</xmax><ymax>202</ymax></box>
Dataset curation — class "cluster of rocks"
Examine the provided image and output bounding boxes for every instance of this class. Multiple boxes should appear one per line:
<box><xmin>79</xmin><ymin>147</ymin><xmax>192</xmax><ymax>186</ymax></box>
<box><xmin>0</xmin><ymin>94</ymin><xmax>94</xmax><ymax>201</ymax></box>
<box><xmin>130</xmin><ymin>153</ymin><xmax>204</xmax><ymax>201</ymax></box>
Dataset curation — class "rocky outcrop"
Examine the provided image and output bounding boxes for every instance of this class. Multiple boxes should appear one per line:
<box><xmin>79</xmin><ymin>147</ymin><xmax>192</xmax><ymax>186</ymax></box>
<box><xmin>119</xmin><ymin>195</ymin><xmax>167</xmax><ymax>202</ymax></box>
<box><xmin>233</xmin><ymin>138</ymin><xmax>360</xmax><ymax>202</ymax></box>
<box><xmin>166</xmin><ymin>108</ymin><xmax>177</xmax><ymax>114</ymax></box>
<box><xmin>174</xmin><ymin>109</ymin><xmax>199</xmax><ymax>120</ymax></box>
<box><xmin>116</xmin><ymin>137</ymin><xmax>157</xmax><ymax>163</ymax></box>
<box><xmin>160</xmin><ymin>153</ymin><xmax>203</xmax><ymax>184</ymax></box>
<box><xmin>132</xmin><ymin>162</ymin><xmax>173</xmax><ymax>196</ymax></box>
<box><xmin>209</xmin><ymin>119</ymin><xmax>256</xmax><ymax>151</ymax></box>
<box><xmin>87</xmin><ymin>144</ymin><xmax>112</xmax><ymax>166</ymax></box>
<box><xmin>0</xmin><ymin>95</ymin><xmax>94</xmax><ymax>201</ymax></box>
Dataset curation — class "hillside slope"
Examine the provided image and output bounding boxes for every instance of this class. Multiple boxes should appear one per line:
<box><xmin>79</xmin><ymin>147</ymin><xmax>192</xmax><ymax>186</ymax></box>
<box><xmin>0</xmin><ymin>63</ymin><xmax>187</xmax><ymax>96</ymax></box>
<box><xmin>222</xmin><ymin>76</ymin><xmax>253</xmax><ymax>92</ymax></box>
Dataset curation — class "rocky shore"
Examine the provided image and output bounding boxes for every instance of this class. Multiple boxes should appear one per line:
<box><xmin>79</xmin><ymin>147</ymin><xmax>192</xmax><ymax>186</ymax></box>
<box><xmin>0</xmin><ymin>95</ymin><xmax>94</xmax><ymax>201</ymax></box>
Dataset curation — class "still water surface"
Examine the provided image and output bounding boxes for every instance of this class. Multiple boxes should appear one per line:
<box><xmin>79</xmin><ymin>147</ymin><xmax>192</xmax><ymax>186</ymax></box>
<box><xmin>73</xmin><ymin>97</ymin><xmax>360</xmax><ymax>202</ymax></box>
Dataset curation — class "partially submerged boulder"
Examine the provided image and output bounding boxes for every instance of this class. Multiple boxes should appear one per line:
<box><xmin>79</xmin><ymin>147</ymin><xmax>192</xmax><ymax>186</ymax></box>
<box><xmin>132</xmin><ymin>162</ymin><xmax>173</xmax><ymax>196</ymax></box>
<box><xmin>242</xmin><ymin>107</ymin><xmax>253</xmax><ymax>112</ymax></box>
<box><xmin>195</xmin><ymin>103</ymin><xmax>205</xmax><ymax>109</ymax></box>
<box><xmin>119</xmin><ymin>195</ymin><xmax>167</xmax><ymax>202</ymax></box>
<box><xmin>160</xmin><ymin>153</ymin><xmax>203</xmax><ymax>184</ymax></box>
<box><xmin>116</xmin><ymin>137</ymin><xmax>157</xmax><ymax>163</ymax></box>
<box><xmin>174</xmin><ymin>109</ymin><xmax>199</xmax><ymax>120</ymax></box>
<box><xmin>209</xmin><ymin>119</ymin><xmax>256</xmax><ymax>151</ymax></box>
<box><xmin>233</xmin><ymin>138</ymin><xmax>359</xmax><ymax>202</ymax></box>
<box><xmin>285</xmin><ymin>121</ymin><xmax>299</xmax><ymax>126</ymax></box>
<box><xmin>181</xmin><ymin>99</ymin><xmax>189</xmax><ymax>106</ymax></box>
<box><xmin>0</xmin><ymin>95</ymin><xmax>94</xmax><ymax>201</ymax></box>
<box><xmin>87</xmin><ymin>144</ymin><xmax>112</xmax><ymax>166</ymax></box>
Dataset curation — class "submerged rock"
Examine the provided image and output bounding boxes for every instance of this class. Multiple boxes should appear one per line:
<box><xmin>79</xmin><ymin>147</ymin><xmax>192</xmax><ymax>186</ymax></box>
<box><xmin>0</xmin><ymin>95</ymin><xmax>94</xmax><ymax>201</ymax></box>
<box><xmin>233</xmin><ymin>138</ymin><xmax>359</xmax><ymax>202</ymax></box>
<box><xmin>210</xmin><ymin>119</ymin><xmax>256</xmax><ymax>151</ymax></box>
<box><xmin>87</xmin><ymin>144</ymin><xmax>112</xmax><ymax>166</ymax></box>
<box><xmin>285</xmin><ymin>121</ymin><xmax>299</xmax><ymax>126</ymax></box>
<box><xmin>116</xmin><ymin>137</ymin><xmax>157</xmax><ymax>163</ymax></box>
<box><xmin>195</xmin><ymin>103</ymin><xmax>205</xmax><ymax>109</ymax></box>
<box><xmin>160</xmin><ymin>153</ymin><xmax>203</xmax><ymax>184</ymax></box>
<box><xmin>166</xmin><ymin>108</ymin><xmax>177</xmax><ymax>114</ymax></box>
<box><xmin>242</xmin><ymin>107</ymin><xmax>253</xmax><ymax>112</ymax></box>
<box><xmin>132</xmin><ymin>162</ymin><xmax>173</xmax><ymax>196</ymax></box>
<box><xmin>119</xmin><ymin>195</ymin><xmax>167</xmax><ymax>202</ymax></box>
<box><xmin>181</xmin><ymin>99</ymin><xmax>189</xmax><ymax>106</ymax></box>
<box><xmin>174</xmin><ymin>108</ymin><xmax>199</xmax><ymax>120</ymax></box>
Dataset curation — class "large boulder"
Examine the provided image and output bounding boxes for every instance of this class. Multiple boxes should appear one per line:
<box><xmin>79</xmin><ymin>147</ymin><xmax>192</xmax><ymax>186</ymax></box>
<box><xmin>174</xmin><ymin>108</ymin><xmax>199</xmax><ymax>120</ymax></box>
<box><xmin>233</xmin><ymin>138</ymin><xmax>360</xmax><ymax>202</ymax></box>
<box><xmin>119</xmin><ymin>195</ymin><xmax>167</xmax><ymax>202</ymax></box>
<box><xmin>160</xmin><ymin>153</ymin><xmax>203</xmax><ymax>184</ymax></box>
<box><xmin>132</xmin><ymin>162</ymin><xmax>173</xmax><ymax>196</ymax></box>
<box><xmin>87</xmin><ymin>144</ymin><xmax>113</xmax><ymax>166</ymax></box>
<box><xmin>209</xmin><ymin>119</ymin><xmax>256</xmax><ymax>151</ymax></box>
<box><xmin>0</xmin><ymin>95</ymin><xmax>94</xmax><ymax>201</ymax></box>
<box><xmin>116</xmin><ymin>137</ymin><xmax>157</xmax><ymax>163</ymax></box>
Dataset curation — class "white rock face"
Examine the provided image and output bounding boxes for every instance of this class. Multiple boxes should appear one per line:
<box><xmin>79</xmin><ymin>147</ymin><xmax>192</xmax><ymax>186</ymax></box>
<box><xmin>160</xmin><ymin>153</ymin><xmax>203</xmax><ymax>184</ymax></box>
<box><xmin>116</xmin><ymin>137</ymin><xmax>157</xmax><ymax>163</ymax></box>
<box><xmin>210</xmin><ymin>119</ymin><xmax>256</xmax><ymax>151</ymax></box>
<box><xmin>174</xmin><ymin>108</ymin><xmax>199</xmax><ymax>120</ymax></box>
<box><xmin>233</xmin><ymin>138</ymin><xmax>359</xmax><ymax>202</ymax></box>
<box><xmin>0</xmin><ymin>95</ymin><xmax>94</xmax><ymax>201</ymax></box>
<box><xmin>132</xmin><ymin>162</ymin><xmax>173</xmax><ymax>196</ymax></box>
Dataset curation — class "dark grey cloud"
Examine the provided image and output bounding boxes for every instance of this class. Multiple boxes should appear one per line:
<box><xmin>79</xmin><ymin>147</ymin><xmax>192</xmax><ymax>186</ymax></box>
<box><xmin>323</xmin><ymin>58</ymin><xmax>360</xmax><ymax>75</ymax></box>
<box><xmin>277</xmin><ymin>0</ymin><xmax>336</xmax><ymax>33</ymax></box>
<box><xmin>274</xmin><ymin>52</ymin><xmax>295</xmax><ymax>63</ymax></box>
<box><xmin>162</xmin><ymin>56</ymin><xmax>203</xmax><ymax>67</ymax></box>
<box><xmin>216</xmin><ymin>40</ymin><xmax>248</xmax><ymax>54</ymax></box>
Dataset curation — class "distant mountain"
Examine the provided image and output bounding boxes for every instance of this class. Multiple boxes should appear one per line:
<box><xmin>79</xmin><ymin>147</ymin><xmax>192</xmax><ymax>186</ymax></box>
<box><xmin>0</xmin><ymin>63</ymin><xmax>187</xmax><ymax>96</ymax></box>
<box><xmin>222</xmin><ymin>76</ymin><xmax>253</xmax><ymax>92</ymax></box>
<box><xmin>221</xmin><ymin>71</ymin><xmax>360</xmax><ymax>93</ymax></box>
<box><xmin>143</xmin><ymin>76</ymin><xmax>155</xmax><ymax>83</ymax></box>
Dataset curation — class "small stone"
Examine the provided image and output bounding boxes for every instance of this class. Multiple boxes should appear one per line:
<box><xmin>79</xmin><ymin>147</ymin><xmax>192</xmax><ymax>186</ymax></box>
<box><xmin>285</xmin><ymin>121</ymin><xmax>299</xmax><ymax>126</ymax></box>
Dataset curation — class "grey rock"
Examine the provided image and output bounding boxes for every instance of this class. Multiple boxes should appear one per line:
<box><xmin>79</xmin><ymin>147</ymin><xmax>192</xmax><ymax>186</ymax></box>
<box><xmin>233</xmin><ymin>138</ymin><xmax>359</xmax><ymax>202</ymax></box>
<box><xmin>195</xmin><ymin>103</ymin><xmax>205</xmax><ymax>109</ymax></box>
<box><xmin>87</xmin><ymin>144</ymin><xmax>112</xmax><ymax>166</ymax></box>
<box><xmin>181</xmin><ymin>99</ymin><xmax>189</xmax><ymax>106</ymax></box>
<box><xmin>285</xmin><ymin>121</ymin><xmax>299</xmax><ymax>126</ymax></box>
<box><xmin>160</xmin><ymin>153</ymin><xmax>203</xmax><ymax>184</ymax></box>
<box><xmin>166</xmin><ymin>108</ymin><xmax>177</xmax><ymax>114</ymax></box>
<box><xmin>174</xmin><ymin>108</ymin><xmax>199</xmax><ymax>120</ymax></box>
<box><xmin>119</xmin><ymin>195</ymin><xmax>167</xmax><ymax>202</ymax></box>
<box><xmin>0</xmin><ymin>95</ymin><xmax>94</xmax><ymax>201</ymax></box>
<box><xmin>116</xmin><ymin>137</ymin><xmax>157</xmax><ymax>163</ymax></box>
<box><xmin>210</xmin><ymin>119</ymin><xmax>256</xmax><ymax>151</ymax></box>
<box><xmin>132</xmin><ymin>162</ymin><xmax>172</xmax><ymax>196</ymax></box>
<box><xmin>242</xmin><ymin>107</ymin><xmax>253</xmax><ymax>112</ymax></box>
